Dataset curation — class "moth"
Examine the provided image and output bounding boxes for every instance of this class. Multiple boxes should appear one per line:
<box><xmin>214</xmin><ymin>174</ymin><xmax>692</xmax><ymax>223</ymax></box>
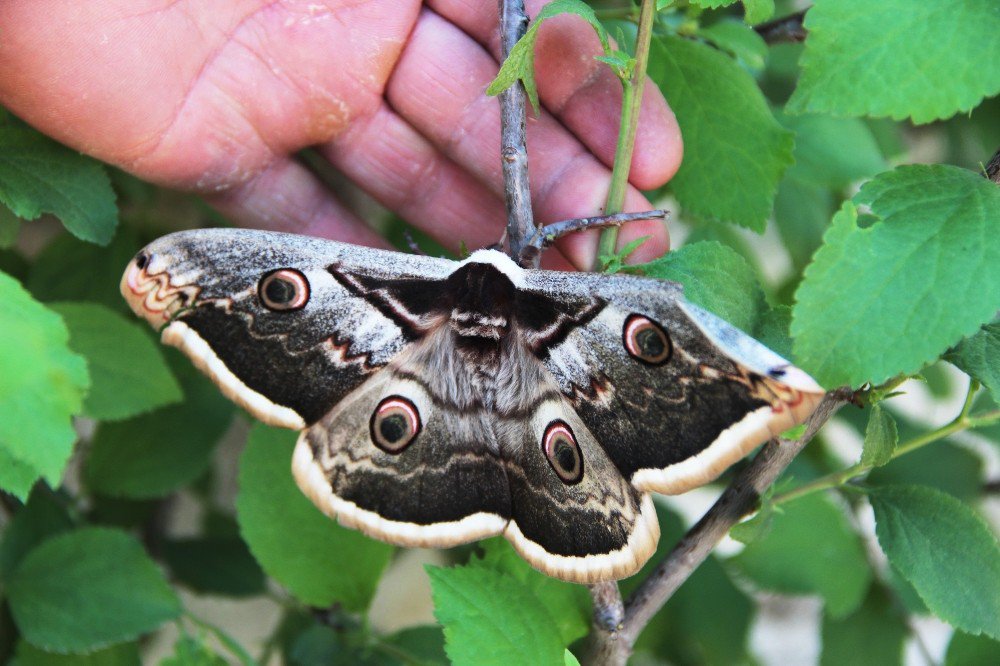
<box><xmin>121</xmin><ymin>228</ymin><xmax>823</xmax><ymax>583</ymax></box>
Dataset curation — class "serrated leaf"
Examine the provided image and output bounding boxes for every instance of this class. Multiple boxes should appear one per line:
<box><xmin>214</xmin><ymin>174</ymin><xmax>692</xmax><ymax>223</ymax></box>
<box><xmin>15</xmin><ymin>639</ymin><xmax>141</xmax><ymax>665</ymax></box>
<box><xmin>792</xmin><ymin>165</ymin><xmax>1000</xmax><ymax>388</ymax></box>
<box><xmin>0</xmin><ymin>272</ymin><xmax>89</xmax><ymax>499</ymax></box>
<box><xmin>84</xmin><ymin>349</ymin><xmax>232</xmax><ymax>499</ymax></box>
<box><xmin>428</xmin><ymin>565</ymin><xmax>566</xmax><ymax>666</ymax></box>
<box><xmin>50</xmin><ymin>302</ymin><xmax>182</xmax><ymax>421</ymax></box>
<box><xmin>472</xmin><ymin>539</ymin><xmax>590</xmax><ymax>646</ymax></box>
<box><xmin>868</xmin><ymin>485</ymin><xmax>1000</xmax><ymax>639</ymax></box>
<box><xmin>698</xmin><ymin>19</ymin><xmax>768</xmax><ymax>70</ymax></box>
<box><xmin>161</xmin><ymin>537</ymin><xmax>265</xmax><ymax>597</ymax></box>
<box><xmin>648</xmin><ymin>35</ymin><xmax>794</xmax><ymax>230</ymax></box>
<box><xmin>946</xmin><ymin>631</ymin><xmax>1000</xmax><ymax>666</ymax></box>
<box><xmin>6</xmin><ymin>527</ymin><xmax>180</xmax><ymax>653</ymax></box>
<box><xmin>487</xmin><ymin>0</ymin><xmax>610</xmax><ymax>112</ymax></box>
<box><xmin>636</xmin><ymin>241</ymin><xmax>766</xmax><ymax>333</ymax></box>
<box><xmin>820</xmin><ymin>586</ymin><xmax>908</xmax><ymax>666</ymax></box>
<box><xmin>28</xmin><ymin>229</ymin><xmax>141</xmax><ymax>313</ymax></box>
<box><xmin>236</xmin><ymin>424</ymin><xmax>392</xmax><ymax>610</ymax></box>
<box><xmin>946</xmin><ymin>323</ymin><xmax>1000</xmax><ymax>400</ymax></box>
<box><xmin>0</xmin><ymin>126</ymin><xmax>117</xmax><ymax>245</ymax></box>
<box><xmin>778</xmin><ymin>112</ymin><xmax>887</xmax><ymax>189</ymax></box>
<box><xmin>743</xmin><ymin>0</ymin><xmax>775</xmax><ymax>24</ymax></box>
<box><xmin>787</xmin><ymin>0</ymin><xmax>1000</xmax><ymax>124</ymax></box>
<box><xmin>860</xmin><ymin>404</ymin><xmax>898</xmax><ymax>468</ymax></box>
<box><xmin>0</xmin><ymin>486</ymin><xmax>74</xmax><ymax>580</ymax></box>
<box><xmin>731</xmin><ymin>493</ymin><xmax>871</xmax><ymax>617</ymax></box>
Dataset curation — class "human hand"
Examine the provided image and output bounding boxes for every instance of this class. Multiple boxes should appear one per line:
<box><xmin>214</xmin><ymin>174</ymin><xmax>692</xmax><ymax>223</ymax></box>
<box><xmin>0</xmin><ymin>0</ymin><xmax>681</xmax><ymax>269</ymax></box>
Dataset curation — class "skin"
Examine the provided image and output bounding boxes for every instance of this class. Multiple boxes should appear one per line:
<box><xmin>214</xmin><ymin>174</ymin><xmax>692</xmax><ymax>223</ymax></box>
<box><xmin>0</xmin><ymin>0</ymin><xmax>682</xmax><ymax>270</ymax></box>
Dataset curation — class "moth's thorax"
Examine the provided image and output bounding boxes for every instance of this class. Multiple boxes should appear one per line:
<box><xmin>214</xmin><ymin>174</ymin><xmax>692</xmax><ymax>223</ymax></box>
<box><xmin>444</xmin><ymin>261</ymin><xmax>517</xmax><ymax>342</ymax></box>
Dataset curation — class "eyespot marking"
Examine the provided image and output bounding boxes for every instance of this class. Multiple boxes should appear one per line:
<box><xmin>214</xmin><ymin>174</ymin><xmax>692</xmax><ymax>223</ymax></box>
<box><xmin>542</xmin><ymin>420</ymin><xmax>583</xmax><ymax>485</ymax></box>
<box><xmin>623</xmin><ymin>314</ymin><xmax>671</xmax><ymax>366</ymax></box>
<box><xmin>259</xmin><ymin>269</ymin><xmax>309</xmax><ymax>311</ymax></box>
<box><xmin>370</xmin><ymin>396</ymin><xmax>421</xmax><ymax>454</ymax></box>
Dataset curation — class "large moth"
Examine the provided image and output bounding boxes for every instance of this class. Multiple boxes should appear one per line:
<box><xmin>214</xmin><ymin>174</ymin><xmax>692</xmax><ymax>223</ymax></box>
<box><xmin>121</xmin><ymin>229</ymin><xmax>823</xmax><ymax>583</ymax></box>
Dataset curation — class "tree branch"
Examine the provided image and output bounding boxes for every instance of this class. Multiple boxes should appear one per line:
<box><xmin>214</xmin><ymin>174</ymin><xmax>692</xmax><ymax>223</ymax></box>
<box><xmin>985</xmin><ymin>146</ymin><xmax>1000</xmax><ymax>184</ymax></box>
<box><xmin>583</xmin><ymin>389</ymin><xmax>852</xmax><ymax>665</ymax></box>
<box><xmin>498</xmin><ymin>0</ymin><xmax>537</xmax><ymax>266</ymax></box>
<box><xmin>754</xmin><ymin>9</ymin><xmax>808</xmax><ymax>44</ymax></box>
<box><xmin>532</xmin><ymin>210</ymin><xmax>668</xmax><ymax>250</ymax></box>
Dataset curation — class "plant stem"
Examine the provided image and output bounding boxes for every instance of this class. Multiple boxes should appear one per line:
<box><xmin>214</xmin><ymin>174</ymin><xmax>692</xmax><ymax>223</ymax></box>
<box><xmin>594</xmin><ymin>0</ymin><xmax>657</xmax><ymax>269</ymax></box>
<box><xmin>183</xmin><ymin>610</ymin><xmax>257</xmax><ymax>666</ymax></box>
<box><xmin>772</xmin><ymin>382</ymin><xmax>999</xmax><ymax>507</ymax></box>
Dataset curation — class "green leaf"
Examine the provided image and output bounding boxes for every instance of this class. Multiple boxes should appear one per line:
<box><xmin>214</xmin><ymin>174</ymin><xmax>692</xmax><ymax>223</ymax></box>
<box><xmin>600</xmin><ymin>236</ymin><xmax>649</xmax><ymax>274</ymax></box>
<box><xmin>161</xmin><ymin>537</ymin><xmax>266</xmax><ymax>598</ymax></box>
<box><xmin>159</xmin><ymin>636</ymin><xmax>228</xmax><ymax>666</ymax></box>
<box><xmin>647</xmin><ymin>35</ymin><xmax>794</xmax><ymax>230</ymax></box>
<box><xmin>868</xmin><ymin>485</ymin><xmax>1000</xmax><ymax>639</ymax></box>
<box><xmin>0</xmin><ymin>125</ymin><xmax>117</xmax><ymax>245</ymax></box>
<box><xmin>6</xmin><ymin>527</ymin><xmax>180</xmax><ymax>653</ymax></box>
<box><xmin>946</xmin><ymin>631</ymin><xmax>1000</xmax><ymax>666</ymax></box>
<box><xmin>0</xmin><ymin>487</ymin><xmax>74</xmax><ymax>580</ymax></box>
<box><xmin>50</xmin><ymin>303</ymin><xmax>182</xmax><ymax>421</ymax></box>
<box><xmin>742</xmin><ymin>0</ymin><xmax>775</xmax><ymax>24</ymax></box>
<box><xmin>486</xmin><ymin>0</ymin><xmax>611</xmax><ymax>112</ymax></box>
<box><xmin>236</xmin><ymin>424</ymin><xmax>392</xmax><ymax>610</ymax></box>
<box><xmin>0</xmin><ymin>272</ymin><xmax>89</xmax><ymax>499</ymax></box>
<box><xmin>792</xmin><ymin>165</ymin><xmax>1000</xmax><ymax>388</ymax></box>
<box><xmin>698</xmin><ymin>19</ymin><xmax>768</xmax><ymax>70</ymax></box>
<box><xmin>564</xmin><ymin>650</ymin><xmax>580</xmax><ymax>666</ymax></box>
<box><xmin>860</xmin><ymin>403</ymin><xmax>898</xmax><ymax>468</ymax></box>
<box><xmin>428</xmin><ymin>565</ymin><xmax>566</xmax><ymax>666</ymax></box>
<box><xmin>820</xmin><ymin>586</ymin><xmax>908</xmax><ymax>666</ymax></box>
<box><xmin>472</xmin><ymin>539</ymin><xmax>590</xmax><ymax>646</ymax></box>
<box><xmin>946</xmin><ymin>323</ymin><xmax>1000</xmax><ymax>400</ymax></box>
<box><xmin>730</xmin><ymin>489</ymin><xmax>776</xmax><ymax>545</ymax></box>
<box><xmin>84</xmin><ymin>349</ymin><xmax>233</xmax><ymax>499</ymax></box>
<box><xmin>731</xmin><ymin>493</ymin><xmax>871</xmax><ymax>617</ymax></box>
<box><xmin>636</xmin><ymin>241</ymin><xmax>766</xmax><ymax>333</ymax></box>
<box><xmin>14</xmin><ymin>639</ymin><xmax>141</xmax><ymax>665</ymax></box>
<box><xmin>787</xmin><ymin>0</ymin><xmax>1000</xmax><ymax>124</ymax></box>
<box><xmin>28</xmin><ymin>228</ymin><xmax>141</xmax><ymax>313</ymax></box>
<box><xmin>778</xmin><ymin>112</ymin><xmax>887</xmax><ymax>189</ymax></box>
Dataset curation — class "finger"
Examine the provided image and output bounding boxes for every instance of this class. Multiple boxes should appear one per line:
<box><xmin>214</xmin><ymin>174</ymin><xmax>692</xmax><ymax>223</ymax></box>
<box><xmin>205</xmin><ymin>156</ymin><xmax>387</xmax><ymax>247</ymax></box>
<box><xmin>428</xmin><ymin>0</ymin><xmax>682</xmax><ymax>189</ymax></box>
<box><xmin>319</xmin><ymin>101</ymin><xmax>578</xmax><ymax>270</ymax></box>
<box><xmin>386</xmin><ymin>9</ymin><xmax>668</xmax><ymax>268</ymax></box>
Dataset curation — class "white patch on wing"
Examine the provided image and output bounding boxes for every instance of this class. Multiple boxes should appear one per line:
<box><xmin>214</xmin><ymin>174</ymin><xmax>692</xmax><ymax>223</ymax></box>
<box><xmin>459</xmin><ymin>249</ymin><xmax>527</xmax><ymax>288</ymax></box>
<box><xmin>292</xmin><ymin>435</ymin><xmax>508</xmax><ymax>547</ymax></box>
<box><xmin>632</xmin><ymin>390</ymin><xmax>824</xmax><ymax>494</ymax></box>
<box><xmin>504</xmin><ymin>494</ymin><xmax>660</xmax><ymax>584</ymax></box>
<box><xmin>162</xmin><ymin>321</ymin><xmax>306</xmax><ymax>430</ymax></box>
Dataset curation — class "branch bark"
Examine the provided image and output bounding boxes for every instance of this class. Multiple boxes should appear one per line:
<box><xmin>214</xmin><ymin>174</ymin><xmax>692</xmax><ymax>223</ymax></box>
<box><xmin>498</xmin><ymin>0</ymin><xmax>537</xmax><ymax>265</ymax></box>
<box><xmin>985</xmin><ymin>146</ymin><xmax>1000</xmax><ymax>184</ymax></box>
<box><xmin>534</xmin><ymin>210</ymin><xmax>668</xmax><ymax>250</ymax></box>
<box><xmin>583</xmin><ymin>389</ymin><xmax>852</xmax><ymax>665</ymax></box>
